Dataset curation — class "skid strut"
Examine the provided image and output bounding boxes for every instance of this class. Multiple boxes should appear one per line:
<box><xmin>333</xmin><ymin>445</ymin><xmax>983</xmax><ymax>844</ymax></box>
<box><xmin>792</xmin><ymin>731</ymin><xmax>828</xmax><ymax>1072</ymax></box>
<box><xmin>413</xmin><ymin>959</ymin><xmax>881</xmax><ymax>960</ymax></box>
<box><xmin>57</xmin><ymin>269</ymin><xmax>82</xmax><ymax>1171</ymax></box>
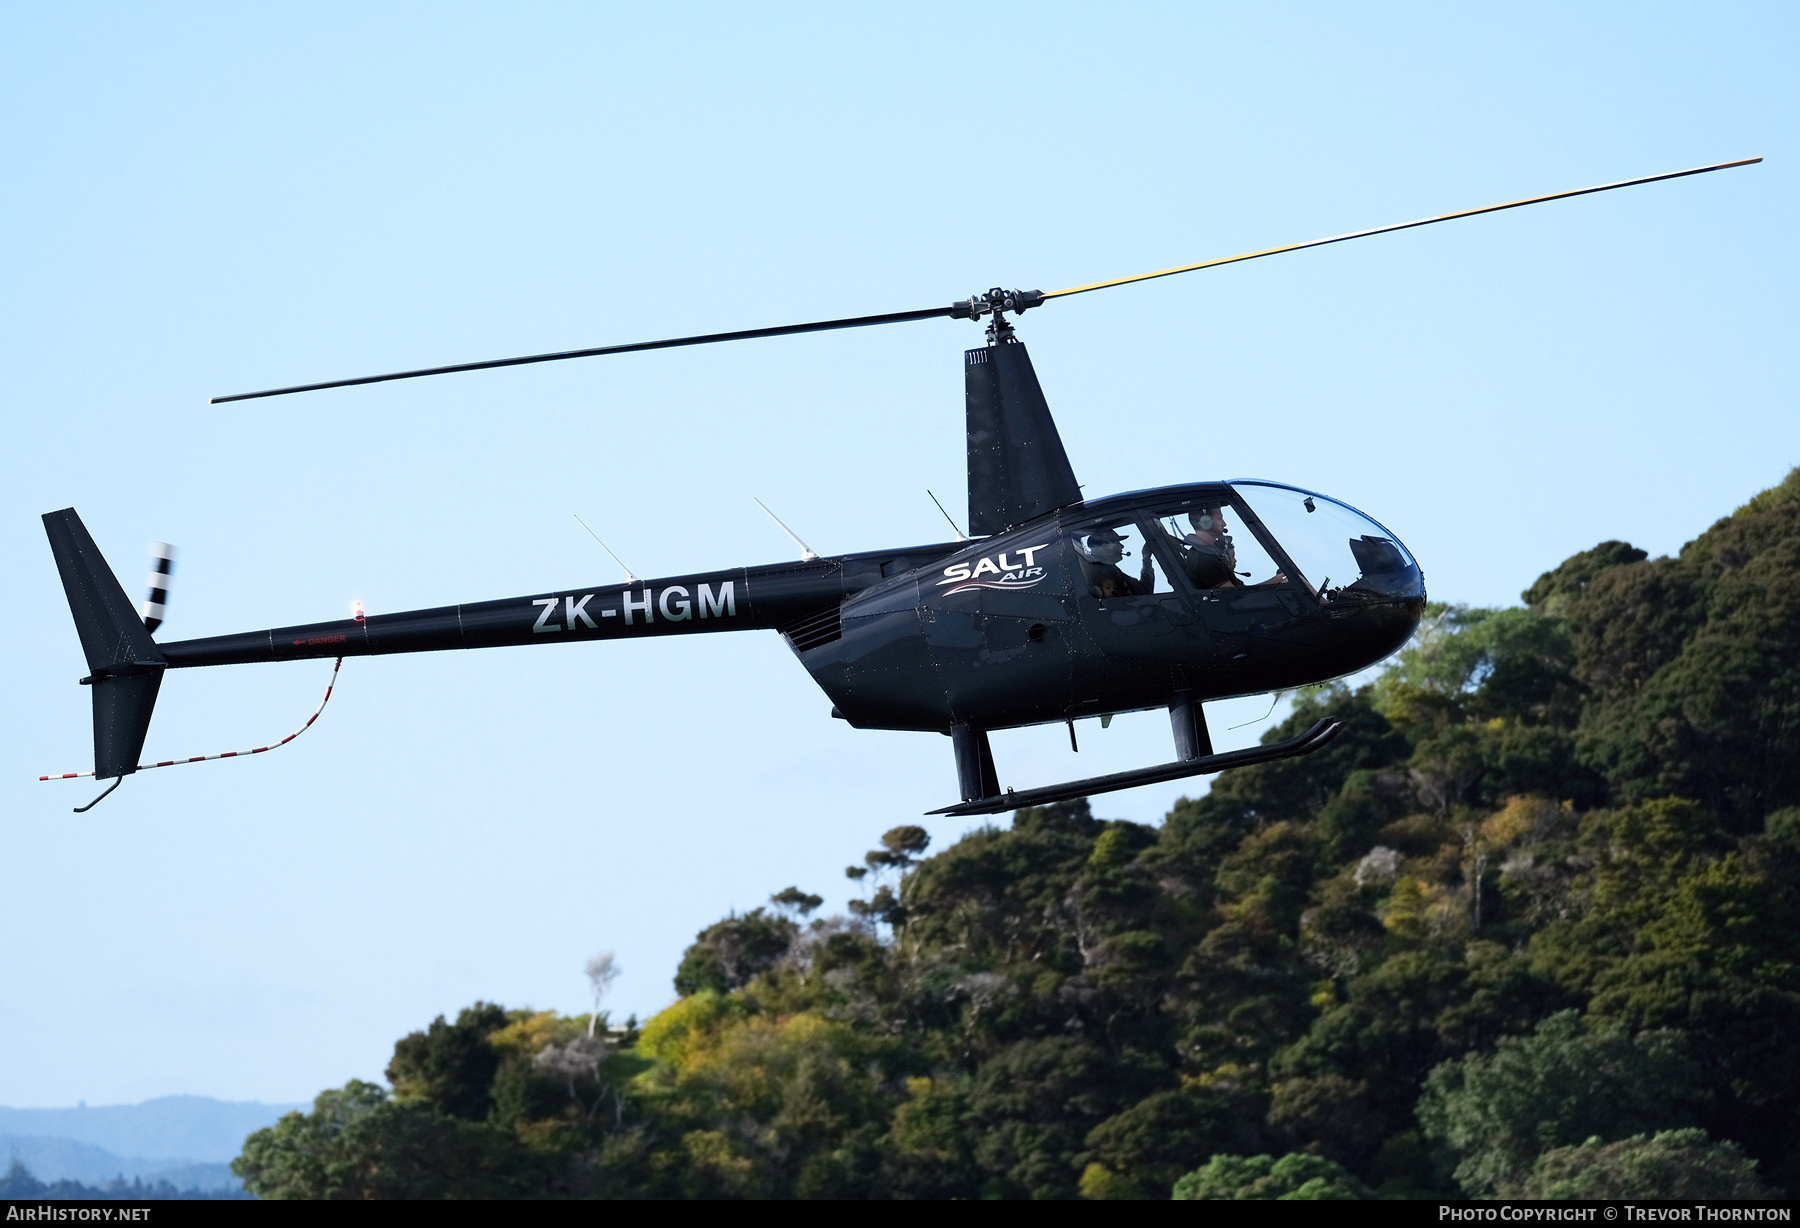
<box><xmin>951</xmin><ymin>723</ymin><xmax>1001</xmax><ymax>803</ymax></box>
<box><xmin>1169</xmin><ymin>691</ymin><xmax>1214</xmax><ymax>761</ymax></box>
<box><xmin>930</xmin><ymin>718</ymin><xmax>1341</xmax><ymax>817</ymax></box>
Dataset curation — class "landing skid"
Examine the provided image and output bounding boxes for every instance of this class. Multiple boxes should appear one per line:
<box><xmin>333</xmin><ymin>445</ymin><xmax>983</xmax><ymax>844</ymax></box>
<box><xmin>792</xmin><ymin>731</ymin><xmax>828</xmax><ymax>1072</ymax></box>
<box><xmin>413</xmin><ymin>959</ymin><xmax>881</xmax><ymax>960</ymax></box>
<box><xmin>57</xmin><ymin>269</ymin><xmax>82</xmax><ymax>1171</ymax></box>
<box><xmin>927</xmin><ymin>718</ymin><xmax>1342</xmax><ymax>818</ymax></box>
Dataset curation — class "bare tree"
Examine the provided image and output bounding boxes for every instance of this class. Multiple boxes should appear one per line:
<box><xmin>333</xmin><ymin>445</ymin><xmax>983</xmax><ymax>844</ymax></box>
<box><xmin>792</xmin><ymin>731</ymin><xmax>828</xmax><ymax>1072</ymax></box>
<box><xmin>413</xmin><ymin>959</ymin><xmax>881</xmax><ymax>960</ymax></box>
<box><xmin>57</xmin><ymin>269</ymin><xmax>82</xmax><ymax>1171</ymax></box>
<box><xmin>585</xmin><ymin>950</ymin><xmax>619</xmax><ymax>1039</ymax></box>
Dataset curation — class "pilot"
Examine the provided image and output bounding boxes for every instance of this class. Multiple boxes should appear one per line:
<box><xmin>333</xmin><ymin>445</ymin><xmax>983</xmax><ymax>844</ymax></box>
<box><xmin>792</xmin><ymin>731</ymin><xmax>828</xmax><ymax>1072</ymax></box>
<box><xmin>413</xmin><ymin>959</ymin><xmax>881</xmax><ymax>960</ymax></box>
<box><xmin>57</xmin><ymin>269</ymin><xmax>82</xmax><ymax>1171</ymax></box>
<box><xmin>1175</xmin><ymin>507</ymin><xmax>1238</xmax><ymax>588</ymax></box>
<box><xmin>1181</xmin><ymin>507</ymin><xmax>1286</xmax><ymax>589</ymax></box>
<box><xmin>1079</xmin><ymin>527</ymin><xmax>1151</xmax><ymax>599</ymax></box>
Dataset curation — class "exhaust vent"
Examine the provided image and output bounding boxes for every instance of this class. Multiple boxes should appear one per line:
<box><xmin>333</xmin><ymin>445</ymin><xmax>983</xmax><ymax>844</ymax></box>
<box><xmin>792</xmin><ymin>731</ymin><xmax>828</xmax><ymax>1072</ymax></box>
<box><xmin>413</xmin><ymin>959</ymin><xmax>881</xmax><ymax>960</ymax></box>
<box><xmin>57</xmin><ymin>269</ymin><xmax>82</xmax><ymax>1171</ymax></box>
<box><xmin>781</xmin><ymin>604</ymin><xmax>842</xmax><ymax>653</ymax></box>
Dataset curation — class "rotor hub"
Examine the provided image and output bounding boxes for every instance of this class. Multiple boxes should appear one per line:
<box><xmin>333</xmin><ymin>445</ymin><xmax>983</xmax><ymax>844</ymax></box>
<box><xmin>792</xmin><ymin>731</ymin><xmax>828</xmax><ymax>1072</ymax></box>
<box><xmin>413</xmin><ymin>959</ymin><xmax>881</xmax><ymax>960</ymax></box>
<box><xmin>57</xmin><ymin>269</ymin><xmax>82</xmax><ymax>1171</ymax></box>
<box><xmin>951</xmin><ymin>287</ymin><xmax>1045</xmax><ymax>343</ymax></box>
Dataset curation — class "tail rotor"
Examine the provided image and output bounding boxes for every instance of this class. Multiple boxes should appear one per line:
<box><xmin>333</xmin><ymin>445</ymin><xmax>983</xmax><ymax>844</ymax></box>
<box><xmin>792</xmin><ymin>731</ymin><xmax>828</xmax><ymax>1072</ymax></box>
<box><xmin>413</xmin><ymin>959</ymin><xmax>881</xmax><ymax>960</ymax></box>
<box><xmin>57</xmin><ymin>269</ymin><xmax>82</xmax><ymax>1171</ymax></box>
<box><xmin>141</xmin><ymin>542</ymin><xmax>174</xmax><ymax>634</ymax></box>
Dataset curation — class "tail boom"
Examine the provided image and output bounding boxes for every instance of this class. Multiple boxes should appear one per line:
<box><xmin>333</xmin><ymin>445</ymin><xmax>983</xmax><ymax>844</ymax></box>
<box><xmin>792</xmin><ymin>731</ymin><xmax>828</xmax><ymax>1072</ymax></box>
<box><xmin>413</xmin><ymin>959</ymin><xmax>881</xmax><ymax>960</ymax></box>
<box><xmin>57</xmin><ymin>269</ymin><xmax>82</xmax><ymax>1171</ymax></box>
<box><xmin>155</xmin><ymin>544</ymin><xmax>960</xmax><ymax>670</ymax></box>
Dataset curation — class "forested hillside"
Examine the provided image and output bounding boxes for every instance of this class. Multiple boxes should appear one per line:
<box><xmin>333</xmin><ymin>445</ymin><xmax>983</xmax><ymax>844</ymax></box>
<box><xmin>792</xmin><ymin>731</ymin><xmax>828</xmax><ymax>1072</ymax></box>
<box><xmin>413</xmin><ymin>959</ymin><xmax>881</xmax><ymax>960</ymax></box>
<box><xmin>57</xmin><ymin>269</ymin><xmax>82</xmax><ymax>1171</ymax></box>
<box><xmin>236</xmin><ymin>470</ymin><xmax>1800</xmax><ymax>1200</ymax></box>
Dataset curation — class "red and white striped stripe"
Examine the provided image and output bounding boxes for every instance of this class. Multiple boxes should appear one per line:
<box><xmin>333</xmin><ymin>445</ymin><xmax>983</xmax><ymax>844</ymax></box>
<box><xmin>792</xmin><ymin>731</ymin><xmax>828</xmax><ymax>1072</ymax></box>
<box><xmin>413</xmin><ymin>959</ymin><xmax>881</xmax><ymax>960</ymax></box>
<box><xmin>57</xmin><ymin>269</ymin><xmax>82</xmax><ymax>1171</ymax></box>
<box><xmin>40</xmin><ymin>657</ymin><xmax>344</xmax><ymax>782</ymax></box>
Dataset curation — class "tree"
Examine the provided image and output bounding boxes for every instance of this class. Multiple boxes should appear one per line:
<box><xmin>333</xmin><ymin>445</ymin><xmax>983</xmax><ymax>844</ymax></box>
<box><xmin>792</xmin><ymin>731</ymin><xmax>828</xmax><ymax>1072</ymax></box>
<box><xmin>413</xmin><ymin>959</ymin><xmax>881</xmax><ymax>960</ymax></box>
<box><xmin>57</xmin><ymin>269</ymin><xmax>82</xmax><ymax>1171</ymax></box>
<box><xmin>964</xmin><ymin>1036</ymin><xmax>1168</xmax><ymax>1200</ymax></box>
<box><xmin>635</xmin><ymin>1004</ymin><xmax>903</xmax><ymax>1198</ymax></box>
<box><xmin>1561</xmin><ymin>469</ymin><xmax>1800</xmax><ymax>828</ymax></box>
<box><xmin>871</xmin><ymin>825</ymin><xmax>931</xmax><ymax>870</ymax></box>
<box><xmin>1416</xmin><ymin>1011</ymin><xmax>1706</xmax><ymax>1196</ymax></box>
<box><xmin>1081</xmin><ymin>1087</ymin><xmax>1254</xmax><ymax>1198</ymax></box>
<box><xmin>1171</xmin><ymin>1152</ymin><xmax>1369</xmax><ymax>1200</ymax></box>
<box><xmin>1508</xmin><ymin>1129</ymin><xmax>1777</xmax><ymax>1199</ymax></box>
<box><xmin>672</xmin><ymin>908</ymin><xmax>797</xmax><ymax>995</ymax></box>
<box><xmin>770</xmin><ymin>886</ymin><xmax>824</xmax><ymax>915</ymax></box>
<box><xmin>386</xmin><ymin>1003</ymin><xmax>510</xmax><ymax>1120</ymax></box>
<box><xmin>232</xmin><ymin>1079</ymin><xmax>547</xmax><ymax>1199</ymax></box>
<box><xmin>584</xmin><ymin>950</ymin><xmax>618</xmax><ymax>1038</ymax></box>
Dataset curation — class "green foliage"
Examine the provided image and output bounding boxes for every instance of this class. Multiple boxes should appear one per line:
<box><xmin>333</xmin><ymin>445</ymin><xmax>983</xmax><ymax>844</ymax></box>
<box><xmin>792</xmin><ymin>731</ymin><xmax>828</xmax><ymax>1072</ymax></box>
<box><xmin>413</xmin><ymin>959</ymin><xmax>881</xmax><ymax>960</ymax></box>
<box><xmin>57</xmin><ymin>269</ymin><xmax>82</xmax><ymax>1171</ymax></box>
<box><xmin>880</xmin><ymin>1075</ymin><xmax>980</xmax><ymax>1199</ymax></box>
<box><xmin>1082</xmin><ymin>1087</ymin><xmax>1252</xmax><ymax>1195</ymax></box>
<box><xmin>1078</xmin><ymin>1161</ymin><xmax>1149</xmax><ymax>1199</ymax></box>
<box><xmin>1521</xmin><ymin>540</ymin><xmax>1649</xmax><ymax>614</ymax></box>
<box><xmin>641</xmin><ymin>1010</ymin><xmax>901</xmax><ymax>1198</ymax></box>
<box><xmin>234</xmin><ymin>1079</ymin><xmax>387</xmax><ymax>1198</ymax></box>
<box><xmin>876</xmin><ymin>824</ymin><xmax>931</xmax><ymax>864</ymax></box>
<box><xmin>387</xmin><ymin>1002</ymin><xmax>508</xmax><ymax>1120</ymax></box>
<box><xmin>232</xmin><ymin>1080</ymin><xmax>549</xmax><ymax>1199</ymax></box>
<box><xmin>1171</xmin><ymin>1152</ymin><xmax>1369</xmax><ymax>1200</ymax></box>
<box><xmin>243</xmin><ymin>468</ymin><xmax>1800</xmax><ymax>1199</ymax></box>
<box><xmin>961</xmin><ymin>1037</ymin><xmax>1169</xmax><ymax>1199</ymax></box>
<box><xmin>672</xmin><ymin>908</ymin><xmax>798</xmax><ymax>996</ymax></box>
<box><xmin>1556</xmin><ymin>470</ymin><xmax>1800</xmax><ymax>828</ymax></box>
<box><xmin>770</xmin><ymin>886</ymin><xmax>823</xmax><ymax>915</ymax></box>
<box><xmin>1417</xmin><ymin>1011</ymin><xmax>1705</xmax><ymax>1196</ymax></box>
<box><xmin>1510</xmin><ymin>1129</ymin><xmax>1777</xmax><ymax>1199</ymax></box>
<box><xmin>1374</xmin><ymin>604</ymin><xmax>1583</xmax><ymax>731</ymax></box>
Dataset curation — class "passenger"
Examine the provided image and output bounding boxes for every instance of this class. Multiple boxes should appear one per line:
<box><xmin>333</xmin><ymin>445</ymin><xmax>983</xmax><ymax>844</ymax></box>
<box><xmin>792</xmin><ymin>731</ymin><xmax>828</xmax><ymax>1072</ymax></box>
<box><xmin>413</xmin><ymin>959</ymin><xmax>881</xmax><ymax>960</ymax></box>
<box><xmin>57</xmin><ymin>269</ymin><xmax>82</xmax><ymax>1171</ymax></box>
<box><xmin>1078</xmin><ymin>527</ymin><xmax>1151</xmax><ymax>599</ymax></box>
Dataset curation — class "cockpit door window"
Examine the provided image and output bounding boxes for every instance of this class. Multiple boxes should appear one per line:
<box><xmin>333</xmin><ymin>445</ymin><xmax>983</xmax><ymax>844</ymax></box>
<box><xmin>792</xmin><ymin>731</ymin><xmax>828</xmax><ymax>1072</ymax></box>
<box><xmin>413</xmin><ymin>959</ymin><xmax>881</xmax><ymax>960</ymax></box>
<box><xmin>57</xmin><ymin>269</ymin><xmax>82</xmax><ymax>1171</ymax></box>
<box><xmin>1069</xmin><ymin>517</ymin><xmax>1175</xmax><ymax>599</ymax></box>
<box><xmin>1141</xmin><ymin>501</ymin><xmax>1292</xmax><ymax>594</ymax></box>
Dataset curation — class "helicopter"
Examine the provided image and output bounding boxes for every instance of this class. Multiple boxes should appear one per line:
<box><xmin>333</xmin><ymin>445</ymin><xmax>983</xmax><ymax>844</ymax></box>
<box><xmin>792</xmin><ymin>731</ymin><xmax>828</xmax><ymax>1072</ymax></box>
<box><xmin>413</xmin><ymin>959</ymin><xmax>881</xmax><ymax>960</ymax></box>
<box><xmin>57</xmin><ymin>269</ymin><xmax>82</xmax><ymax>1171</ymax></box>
<box><xmin>42</xmin><ymin>157</ymin><xmax>1759</xmax><ymax>816</ymax></box>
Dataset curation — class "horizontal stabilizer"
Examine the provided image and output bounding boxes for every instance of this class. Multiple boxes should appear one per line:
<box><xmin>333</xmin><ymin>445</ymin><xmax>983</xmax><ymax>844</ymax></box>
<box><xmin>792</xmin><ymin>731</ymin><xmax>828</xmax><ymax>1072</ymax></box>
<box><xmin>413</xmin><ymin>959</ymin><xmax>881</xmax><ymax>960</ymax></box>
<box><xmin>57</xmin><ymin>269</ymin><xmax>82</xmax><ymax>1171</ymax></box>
<box><xmin>928</xmin><ymin>718</ymin><xmax>1341</xmax><ymax>817</ymax></box>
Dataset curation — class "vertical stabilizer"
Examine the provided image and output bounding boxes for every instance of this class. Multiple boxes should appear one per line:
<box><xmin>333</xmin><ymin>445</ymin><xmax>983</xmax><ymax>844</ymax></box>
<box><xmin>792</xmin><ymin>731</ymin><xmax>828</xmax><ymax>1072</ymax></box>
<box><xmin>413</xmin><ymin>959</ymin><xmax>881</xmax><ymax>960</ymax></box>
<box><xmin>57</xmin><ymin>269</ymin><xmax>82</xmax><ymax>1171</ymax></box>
<box><xmin>43</xmin><ymin>509</ymin><xmax>167</xmax><ymax>779</ymax></box>
<box><xmin>965</xmin><ymin>339</ymin><xmax>1082</xmax><ymax>535</ymax></box>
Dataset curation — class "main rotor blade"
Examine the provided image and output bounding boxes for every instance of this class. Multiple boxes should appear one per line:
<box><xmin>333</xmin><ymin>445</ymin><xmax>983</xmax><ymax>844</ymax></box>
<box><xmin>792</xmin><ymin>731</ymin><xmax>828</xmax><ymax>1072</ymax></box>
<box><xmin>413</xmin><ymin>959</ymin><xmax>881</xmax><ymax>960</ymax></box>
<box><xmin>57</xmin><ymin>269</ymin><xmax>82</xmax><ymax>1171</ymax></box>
<box><xmin>214</xmin><ymin>156</ymin><xmax>1759</xmax><ymax>403</ymax></box>
<box><xmin>1043</xmin><ymin>157</ymin><xmax>1762</xmax><ymax>301</ymax></box>
<box><xmin>210</xmin><ymin>304</ymin><xmax>958</xmax><ymax>403</ymax></box>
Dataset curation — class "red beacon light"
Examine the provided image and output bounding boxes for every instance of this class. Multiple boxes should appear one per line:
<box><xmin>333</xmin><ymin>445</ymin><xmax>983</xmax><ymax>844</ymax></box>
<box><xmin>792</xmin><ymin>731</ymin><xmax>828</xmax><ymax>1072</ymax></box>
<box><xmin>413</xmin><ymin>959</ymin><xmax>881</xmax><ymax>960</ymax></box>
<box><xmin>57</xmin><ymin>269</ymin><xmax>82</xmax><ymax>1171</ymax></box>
<box><xmin>352</xmin><ymin>601</ymin><xmax>365</xmax><ymax>623</ymax></box>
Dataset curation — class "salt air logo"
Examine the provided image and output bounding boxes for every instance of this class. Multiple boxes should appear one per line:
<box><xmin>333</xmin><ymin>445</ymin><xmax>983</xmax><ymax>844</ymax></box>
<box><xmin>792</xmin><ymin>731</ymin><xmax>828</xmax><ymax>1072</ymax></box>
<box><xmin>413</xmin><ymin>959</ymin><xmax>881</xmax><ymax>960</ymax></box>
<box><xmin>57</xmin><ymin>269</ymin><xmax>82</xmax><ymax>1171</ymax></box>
<box><xmin>531</xmin><ymin>581</ymin><xmax>736</xmax><ymax>632</ymax></box>
<box><xmin>937</xmin><ymin>545</ymin><xmax>1050</xmax><ymax>595</ymax></box>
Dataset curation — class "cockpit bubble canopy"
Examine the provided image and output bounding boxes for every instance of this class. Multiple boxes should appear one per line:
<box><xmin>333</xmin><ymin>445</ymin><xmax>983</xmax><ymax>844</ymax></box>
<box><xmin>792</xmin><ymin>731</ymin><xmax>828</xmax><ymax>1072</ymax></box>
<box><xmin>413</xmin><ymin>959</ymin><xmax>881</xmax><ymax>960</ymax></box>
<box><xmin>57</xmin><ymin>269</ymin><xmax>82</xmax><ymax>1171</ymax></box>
<box><xmin>1229</xmin><ymin>481</ymin><xmax>1422</xmax><ymax>603</ymax></box>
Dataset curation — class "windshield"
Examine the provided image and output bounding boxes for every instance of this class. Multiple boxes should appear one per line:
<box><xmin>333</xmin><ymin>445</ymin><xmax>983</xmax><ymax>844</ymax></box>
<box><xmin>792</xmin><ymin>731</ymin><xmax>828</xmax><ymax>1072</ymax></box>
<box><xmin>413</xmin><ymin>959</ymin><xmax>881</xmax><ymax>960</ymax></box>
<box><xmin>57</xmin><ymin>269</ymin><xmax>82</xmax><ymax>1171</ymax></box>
<box><xmin>1230</xmin><ymin>481</ymin><xmax>1422</xmax><ymax>602</ymax></box>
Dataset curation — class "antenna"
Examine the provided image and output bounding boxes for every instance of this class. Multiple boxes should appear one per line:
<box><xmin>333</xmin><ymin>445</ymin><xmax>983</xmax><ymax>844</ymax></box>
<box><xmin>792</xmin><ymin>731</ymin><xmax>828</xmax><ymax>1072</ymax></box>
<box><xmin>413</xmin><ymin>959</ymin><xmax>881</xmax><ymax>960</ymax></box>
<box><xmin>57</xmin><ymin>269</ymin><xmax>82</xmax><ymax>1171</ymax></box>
<box><xmin>927</xmin><ymin>490</ymin><xmax>968</xmax><ymax>542</ymax></box>
<box><xmin>753</xmin><ymin>498</ymin><xmax>819</xmax><ymax>562</ymax></box>
<box><xmin>1228</xmin><ymin>693</ymin><xmax>1281</xmax><ymax>730</ymax></box>
<box><xmin>73</xmin><ymin>776</ymin><xmax>124</xmax><ymax>813</ymax></box>
<box><xmin>573</xmin><ymin>514</ymin><xmax>640</xmax><ymax>585</ymax></box>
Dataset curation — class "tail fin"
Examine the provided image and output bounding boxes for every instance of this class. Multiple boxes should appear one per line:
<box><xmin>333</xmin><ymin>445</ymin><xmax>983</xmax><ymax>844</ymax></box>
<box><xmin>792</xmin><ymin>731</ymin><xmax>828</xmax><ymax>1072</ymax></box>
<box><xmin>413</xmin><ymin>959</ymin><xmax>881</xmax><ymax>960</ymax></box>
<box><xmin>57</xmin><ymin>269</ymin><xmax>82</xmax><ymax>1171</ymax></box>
<box><xmin>43</xmin><ymin>509</ymin><xmax>167</xmax><ymax>779</ymax></box>
<box><xmin>964</xmin><ymin>340</ymin><xmax>1082</xmax><ymax>535</ymax></box>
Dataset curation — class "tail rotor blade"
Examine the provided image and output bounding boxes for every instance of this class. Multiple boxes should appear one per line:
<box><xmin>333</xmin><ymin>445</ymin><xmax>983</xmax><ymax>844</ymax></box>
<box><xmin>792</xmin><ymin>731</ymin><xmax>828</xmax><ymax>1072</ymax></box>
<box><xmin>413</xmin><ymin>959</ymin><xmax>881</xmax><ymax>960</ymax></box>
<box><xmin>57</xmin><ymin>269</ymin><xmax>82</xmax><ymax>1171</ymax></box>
<box><xmin>142</xmin><ymin>542</ymin><xmax>175</xmax><ymax>635</ymax></box>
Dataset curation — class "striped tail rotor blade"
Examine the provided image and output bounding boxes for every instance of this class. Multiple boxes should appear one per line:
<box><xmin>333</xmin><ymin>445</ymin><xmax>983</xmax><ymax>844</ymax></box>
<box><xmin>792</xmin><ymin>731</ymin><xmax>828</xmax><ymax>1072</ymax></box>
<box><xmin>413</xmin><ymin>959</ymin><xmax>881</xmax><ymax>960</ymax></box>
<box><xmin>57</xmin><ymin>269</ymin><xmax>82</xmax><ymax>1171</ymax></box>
<box><xmin>142</xmin><ymin>542</ymin><xmax>175</xmax><ymax>635</ymax></box>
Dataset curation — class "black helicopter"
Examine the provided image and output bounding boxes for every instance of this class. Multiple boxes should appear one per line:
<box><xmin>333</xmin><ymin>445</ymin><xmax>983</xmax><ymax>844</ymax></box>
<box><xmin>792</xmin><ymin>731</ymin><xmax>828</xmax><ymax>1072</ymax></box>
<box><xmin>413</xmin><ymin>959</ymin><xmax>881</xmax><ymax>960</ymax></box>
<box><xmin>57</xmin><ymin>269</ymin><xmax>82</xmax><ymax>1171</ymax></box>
<box><xmin>43</xmin><ymin>158</ymin><xmax>1758</xmax><ymax>816</ymax></box>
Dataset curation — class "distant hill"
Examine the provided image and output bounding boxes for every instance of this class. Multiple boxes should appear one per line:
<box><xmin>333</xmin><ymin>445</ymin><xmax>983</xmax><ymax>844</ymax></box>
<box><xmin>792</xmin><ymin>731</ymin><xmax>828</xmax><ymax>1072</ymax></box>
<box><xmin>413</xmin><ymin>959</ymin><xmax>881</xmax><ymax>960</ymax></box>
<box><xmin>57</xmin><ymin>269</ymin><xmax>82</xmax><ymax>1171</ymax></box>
<box><xmin>0</xmin><ymin>1135</ymin><xmax>236</xmax><ymax>1189</ymax></box>
<box><xmin>0</xmin><ymin>1097</ymin><xmax>302</xmax><ymax>1164</ymax></box>
<box><xmin>1</xmin><ymin>1157</ymin><xmax>253</xmax><ymax>1201</ymax></box>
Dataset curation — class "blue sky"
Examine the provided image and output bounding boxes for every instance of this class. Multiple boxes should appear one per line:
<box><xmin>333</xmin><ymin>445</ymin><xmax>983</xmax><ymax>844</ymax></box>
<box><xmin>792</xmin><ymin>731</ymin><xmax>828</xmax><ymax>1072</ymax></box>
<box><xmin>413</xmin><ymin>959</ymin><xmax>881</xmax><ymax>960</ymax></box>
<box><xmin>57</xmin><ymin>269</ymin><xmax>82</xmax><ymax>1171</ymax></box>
<box><xmin>2</xmin><ymin>2</ymin><xmax>1794</xmax><ymax>1106</ymax></box>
